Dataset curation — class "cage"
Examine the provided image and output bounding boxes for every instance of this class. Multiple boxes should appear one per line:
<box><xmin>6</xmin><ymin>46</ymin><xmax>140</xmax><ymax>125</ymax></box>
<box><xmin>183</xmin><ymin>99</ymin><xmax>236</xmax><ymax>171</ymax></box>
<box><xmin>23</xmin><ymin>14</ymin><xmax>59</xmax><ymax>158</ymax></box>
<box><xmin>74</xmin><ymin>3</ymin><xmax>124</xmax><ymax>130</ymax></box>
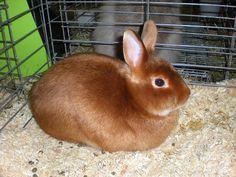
<box><xmin>0</xmin><ymin>0</ymin><xmax>235</xmax><ymax>176</ymax></box>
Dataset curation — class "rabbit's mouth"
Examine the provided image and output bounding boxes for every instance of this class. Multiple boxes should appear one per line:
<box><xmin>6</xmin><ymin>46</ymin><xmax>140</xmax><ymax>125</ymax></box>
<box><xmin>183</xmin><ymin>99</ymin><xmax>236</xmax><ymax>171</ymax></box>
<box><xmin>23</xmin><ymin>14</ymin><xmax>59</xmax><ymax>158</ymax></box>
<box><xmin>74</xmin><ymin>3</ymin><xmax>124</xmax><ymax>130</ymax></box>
<box><xmin>154</xmin><ymin>102</ymin><xmax>187</xmax><ymax>117</ymax></box>
<box><xmin>150</xmin><ymin>108</ymin><xmax>173</xmax><ymax>117</ymax></box>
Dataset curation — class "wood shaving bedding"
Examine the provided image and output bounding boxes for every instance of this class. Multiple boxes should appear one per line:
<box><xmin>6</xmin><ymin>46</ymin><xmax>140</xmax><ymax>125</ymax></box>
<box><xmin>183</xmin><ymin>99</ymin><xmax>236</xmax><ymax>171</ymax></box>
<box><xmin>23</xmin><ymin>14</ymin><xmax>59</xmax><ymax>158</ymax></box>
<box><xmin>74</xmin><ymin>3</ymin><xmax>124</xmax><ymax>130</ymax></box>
<box><xmin>0</xmin><ymin>80</ymin><xmax>235</xmax><ymax>177</ymax></box>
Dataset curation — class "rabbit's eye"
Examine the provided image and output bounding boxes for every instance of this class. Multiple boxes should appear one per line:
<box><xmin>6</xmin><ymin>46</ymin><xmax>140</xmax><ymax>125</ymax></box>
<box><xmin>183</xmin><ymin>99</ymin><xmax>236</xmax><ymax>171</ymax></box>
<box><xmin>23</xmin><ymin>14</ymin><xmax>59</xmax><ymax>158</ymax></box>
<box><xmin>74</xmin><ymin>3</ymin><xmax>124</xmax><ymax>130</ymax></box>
<box><xmin>155</xmin><ymin>78</ymin><xmax>165</xmax><ymax>87</ymax></box>
<box><xmin>151</xmin><ymin>77</ymin><xmax>168</xmax><ymax>88</ymax></box>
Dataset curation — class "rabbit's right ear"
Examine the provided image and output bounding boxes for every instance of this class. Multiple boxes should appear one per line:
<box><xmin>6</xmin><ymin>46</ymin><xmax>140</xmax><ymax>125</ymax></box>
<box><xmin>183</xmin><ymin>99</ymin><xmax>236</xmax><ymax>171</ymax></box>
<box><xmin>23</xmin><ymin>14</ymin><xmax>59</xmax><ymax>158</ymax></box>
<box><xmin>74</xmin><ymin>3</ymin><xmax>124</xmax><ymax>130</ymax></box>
<box><xmin>141</xmin><ymin>20</ymin><xmax>158</xmax><ymax>53</ymax></box>
<box><xmin>123</xmin><ymin>30</ymin><xmax>148</xmax><ymax>75</ymax></box>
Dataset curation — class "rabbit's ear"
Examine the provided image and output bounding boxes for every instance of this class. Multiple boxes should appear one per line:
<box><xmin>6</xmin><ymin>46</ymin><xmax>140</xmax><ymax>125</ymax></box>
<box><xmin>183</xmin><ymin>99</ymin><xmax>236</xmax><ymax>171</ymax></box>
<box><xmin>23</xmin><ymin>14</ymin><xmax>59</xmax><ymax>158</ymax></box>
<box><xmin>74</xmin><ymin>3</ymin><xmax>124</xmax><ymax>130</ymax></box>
<box><xmin>141</xmin><ymin>20</ymin><xmax>157</xmax><ymax>53</ymax></box>
<box><xmin>123</xmin><ymin>30</ymin><xmax>148</xmax><ymax>74</ymax></box>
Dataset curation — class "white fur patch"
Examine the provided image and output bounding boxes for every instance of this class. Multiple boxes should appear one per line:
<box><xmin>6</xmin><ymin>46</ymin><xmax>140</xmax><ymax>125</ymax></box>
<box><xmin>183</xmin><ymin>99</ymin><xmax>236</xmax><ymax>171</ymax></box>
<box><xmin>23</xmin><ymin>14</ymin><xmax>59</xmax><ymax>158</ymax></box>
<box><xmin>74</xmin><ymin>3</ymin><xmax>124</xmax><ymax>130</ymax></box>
<box><xmin>150</xmin><ymin>109</ymin><xmax>171</xmax><ymax>117</ymax></box>
<box><xmin>156</xmin><ymin>110</ymin><xmax>171</xmax><ymax>117</ymax></box>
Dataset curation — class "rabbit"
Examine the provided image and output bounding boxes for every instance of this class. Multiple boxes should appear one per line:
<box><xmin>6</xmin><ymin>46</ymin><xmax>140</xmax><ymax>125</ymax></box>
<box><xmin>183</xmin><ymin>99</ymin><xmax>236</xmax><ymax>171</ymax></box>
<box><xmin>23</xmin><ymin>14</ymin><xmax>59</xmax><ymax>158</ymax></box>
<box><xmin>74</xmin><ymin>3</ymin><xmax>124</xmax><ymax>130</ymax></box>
<box><xmin>30</xmin><ymin>20</ymin><xmax>190</xmax><ymax>152</ymax></box>
<box><xmin>92</xmin><ymin>0</ymin><xmax>182</xmax><ymax>63</ymax></box>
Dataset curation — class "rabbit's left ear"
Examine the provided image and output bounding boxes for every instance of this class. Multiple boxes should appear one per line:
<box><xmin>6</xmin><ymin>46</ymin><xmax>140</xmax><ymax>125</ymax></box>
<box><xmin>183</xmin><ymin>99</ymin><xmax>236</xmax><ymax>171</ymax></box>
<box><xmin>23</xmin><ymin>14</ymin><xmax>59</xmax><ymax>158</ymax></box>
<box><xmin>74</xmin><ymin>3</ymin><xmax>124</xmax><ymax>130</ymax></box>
<box><xmin>123</xmin><ymin>29</ymin><xmax>148</xmax><ymax>75</ymax></box>
<box><xmin>141</xmin><ymin>20</ymin><xmax>158</xmax><ymax>53</ymax></box>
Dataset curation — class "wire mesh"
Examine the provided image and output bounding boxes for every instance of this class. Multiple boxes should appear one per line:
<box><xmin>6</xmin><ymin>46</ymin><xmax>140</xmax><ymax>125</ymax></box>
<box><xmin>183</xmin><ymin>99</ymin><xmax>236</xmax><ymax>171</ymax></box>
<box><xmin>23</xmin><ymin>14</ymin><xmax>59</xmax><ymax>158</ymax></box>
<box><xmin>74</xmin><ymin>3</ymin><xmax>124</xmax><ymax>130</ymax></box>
<box><xmin>0</xmin><ymin>0</ymin><xmax>51</xmax><ymax>132</ymax></box>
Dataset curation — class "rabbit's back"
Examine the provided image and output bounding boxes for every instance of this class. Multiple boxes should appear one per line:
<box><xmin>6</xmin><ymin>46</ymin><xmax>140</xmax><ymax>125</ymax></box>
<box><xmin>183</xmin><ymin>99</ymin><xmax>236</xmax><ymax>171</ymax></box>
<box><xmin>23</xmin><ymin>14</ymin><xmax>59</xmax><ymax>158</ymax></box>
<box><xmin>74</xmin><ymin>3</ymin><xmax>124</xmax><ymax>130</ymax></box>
<box><xmin>31</xmin><ymin>54</ymin><xmax>129</xmax><ymax>113</ymax></box>
<box><xmin>30</xmin><ymin>54</ymin><xmax>134</xmax><ymax>146</ymax></box>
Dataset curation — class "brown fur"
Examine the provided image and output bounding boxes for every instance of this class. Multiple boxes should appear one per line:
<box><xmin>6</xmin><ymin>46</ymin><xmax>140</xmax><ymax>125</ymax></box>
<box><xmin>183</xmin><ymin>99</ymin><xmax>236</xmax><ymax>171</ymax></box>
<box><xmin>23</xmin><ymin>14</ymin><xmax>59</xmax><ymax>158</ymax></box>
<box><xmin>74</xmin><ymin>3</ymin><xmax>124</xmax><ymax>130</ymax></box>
<box><xmin>30</xmin><ymin>20</ymin><xmax>190</xmax><ymax>152</ymax></box>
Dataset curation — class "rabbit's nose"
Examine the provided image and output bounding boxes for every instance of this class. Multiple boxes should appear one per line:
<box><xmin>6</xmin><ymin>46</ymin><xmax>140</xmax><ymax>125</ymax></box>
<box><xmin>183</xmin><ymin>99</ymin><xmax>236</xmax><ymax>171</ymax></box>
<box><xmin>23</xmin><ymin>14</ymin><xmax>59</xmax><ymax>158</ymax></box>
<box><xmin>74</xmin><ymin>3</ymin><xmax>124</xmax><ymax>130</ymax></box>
<box><xmin>183</xmin><ymin>86</ymin><xmax>191</xmax><ymax>103</ymax></box>
<box><xmin>177</xmin><ymin>84</ymin><xmax>191</xmax><ymax>106</ymax></box>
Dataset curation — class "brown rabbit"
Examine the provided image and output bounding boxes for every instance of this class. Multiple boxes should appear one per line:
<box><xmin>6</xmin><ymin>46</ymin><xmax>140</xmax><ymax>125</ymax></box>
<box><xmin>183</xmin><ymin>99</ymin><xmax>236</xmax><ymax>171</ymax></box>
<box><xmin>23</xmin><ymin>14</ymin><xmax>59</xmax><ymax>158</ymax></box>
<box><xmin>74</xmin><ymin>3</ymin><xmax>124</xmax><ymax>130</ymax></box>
<box><xmin>30</xmin><ymin>20</ymin><xmax>190</xmax><ymax>152</ymax></box>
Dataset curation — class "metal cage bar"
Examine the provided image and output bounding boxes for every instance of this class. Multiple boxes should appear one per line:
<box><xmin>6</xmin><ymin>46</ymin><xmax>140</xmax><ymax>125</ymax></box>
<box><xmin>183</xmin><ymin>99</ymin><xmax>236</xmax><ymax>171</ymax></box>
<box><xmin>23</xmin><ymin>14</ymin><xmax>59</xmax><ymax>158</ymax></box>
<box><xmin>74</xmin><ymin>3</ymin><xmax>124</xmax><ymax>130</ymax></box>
<box><xmin>0</xmin><ymin>0</ymin><xmax>51</xmax><ymax>131</ymax></box>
